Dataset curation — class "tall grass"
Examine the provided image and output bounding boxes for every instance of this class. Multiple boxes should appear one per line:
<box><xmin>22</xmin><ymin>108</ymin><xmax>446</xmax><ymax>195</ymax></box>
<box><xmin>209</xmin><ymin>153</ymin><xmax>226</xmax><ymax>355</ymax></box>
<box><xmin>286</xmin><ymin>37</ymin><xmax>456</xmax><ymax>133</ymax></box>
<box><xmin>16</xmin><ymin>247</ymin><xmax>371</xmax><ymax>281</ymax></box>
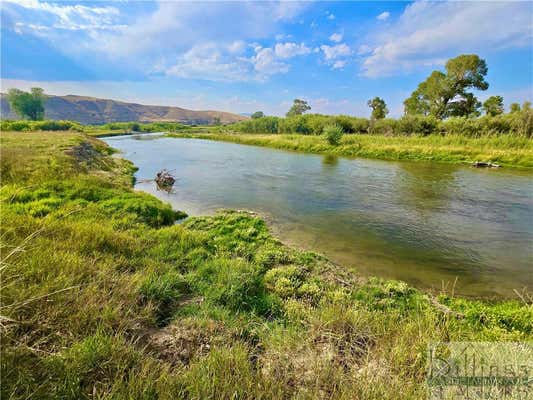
<box><xmin>0</xmin><ymin>120</ymin><xmax>191</xmax><ymax>136</ymax></box>
<box><xmin>169</xmin><ymin>132</ymin><xmax>533</xmax><ymax>168</ymax></box>
<box><xmin>1</xmin><ymin>131</ymin><xmax>531</xmax><ymax>399</ymax></box>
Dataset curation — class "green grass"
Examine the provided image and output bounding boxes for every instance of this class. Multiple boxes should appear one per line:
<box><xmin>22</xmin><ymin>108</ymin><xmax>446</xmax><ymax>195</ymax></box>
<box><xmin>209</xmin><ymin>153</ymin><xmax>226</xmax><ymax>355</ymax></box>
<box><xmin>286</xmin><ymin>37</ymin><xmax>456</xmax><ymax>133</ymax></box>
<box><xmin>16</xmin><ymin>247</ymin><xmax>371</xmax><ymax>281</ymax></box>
<box><xmin>169</xmin><ymin>132</ymin><xmax>533</xmax><ymax>168</ymax></box>
<box><xmin>1</xmin><ymin>131</ymin><xmax>532</xmax><ymax>399</ymax></box>
<box><xmin>0</xmin><ymin>120</ymin><xmax>194</xmax><ymax>138</ymax></box>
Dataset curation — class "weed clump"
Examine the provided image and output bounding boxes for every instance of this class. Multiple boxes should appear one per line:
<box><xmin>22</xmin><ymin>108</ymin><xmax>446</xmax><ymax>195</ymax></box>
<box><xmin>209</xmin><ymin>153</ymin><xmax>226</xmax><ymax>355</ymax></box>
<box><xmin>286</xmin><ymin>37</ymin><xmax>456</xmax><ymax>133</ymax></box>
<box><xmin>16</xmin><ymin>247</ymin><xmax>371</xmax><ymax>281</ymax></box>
<box><xmin>324</xmin><ymin>124</ymin><xmax>344</xmax><ymax>145</ymax></box>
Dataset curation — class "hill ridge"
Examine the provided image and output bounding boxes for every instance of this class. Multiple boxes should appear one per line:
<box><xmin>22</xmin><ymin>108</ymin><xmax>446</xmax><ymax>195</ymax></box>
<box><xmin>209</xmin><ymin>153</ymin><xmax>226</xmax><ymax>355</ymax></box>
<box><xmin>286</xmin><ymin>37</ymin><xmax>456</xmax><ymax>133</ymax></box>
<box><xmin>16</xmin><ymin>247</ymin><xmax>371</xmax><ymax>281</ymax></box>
<box><xmin>0</xmin><ymin>93</ymin><xmax>247</xmax><ymax>125</ymax></box>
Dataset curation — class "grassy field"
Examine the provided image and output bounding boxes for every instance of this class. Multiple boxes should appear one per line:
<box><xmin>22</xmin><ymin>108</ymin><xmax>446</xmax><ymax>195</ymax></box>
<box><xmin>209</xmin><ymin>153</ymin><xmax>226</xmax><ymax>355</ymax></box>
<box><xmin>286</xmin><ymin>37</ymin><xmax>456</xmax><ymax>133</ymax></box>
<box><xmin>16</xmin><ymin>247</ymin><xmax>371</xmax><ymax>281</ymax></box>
<box><xmin>1</xmin><ymin>131</ymin><xmax>532</xmax><ymax>399</ymax></box>
<box><xmin>169</xmin><ymin>132</ymin><xmax>533</xmax><ymax>168</ymax></box>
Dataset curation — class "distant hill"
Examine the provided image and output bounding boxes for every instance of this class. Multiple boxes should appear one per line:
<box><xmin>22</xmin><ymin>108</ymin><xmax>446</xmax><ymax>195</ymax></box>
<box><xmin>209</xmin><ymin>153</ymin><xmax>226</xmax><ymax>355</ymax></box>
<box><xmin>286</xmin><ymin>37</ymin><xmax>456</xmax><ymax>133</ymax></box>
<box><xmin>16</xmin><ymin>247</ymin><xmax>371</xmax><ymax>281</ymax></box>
<box><xmin>0</xmin><ymin>94</ymin><xmax>247</xmax><ymax>125</ymax></box>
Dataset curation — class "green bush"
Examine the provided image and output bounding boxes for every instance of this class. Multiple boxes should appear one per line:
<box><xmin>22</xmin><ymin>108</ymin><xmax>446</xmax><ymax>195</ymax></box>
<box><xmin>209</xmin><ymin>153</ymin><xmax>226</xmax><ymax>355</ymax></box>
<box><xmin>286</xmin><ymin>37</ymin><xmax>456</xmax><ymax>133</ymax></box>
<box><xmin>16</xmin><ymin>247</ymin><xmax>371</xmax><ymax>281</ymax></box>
<box><xmin>397</xmin><ymin>115</ymin><xmax>439</xmax><ymax>136</ymax></box>
<box><xmin>1</xmin><ymin>120</ymin><xmax>31</xmax><ymax>131</ymax></box>
<box><xmin>264</xmin><ymin>265</ymin><xmax>305</xmax><ymax>298</ymax></box>
<box><xmin>35</xmin><ymin>120</ymin><xmax>84</xmax><ymax>131</ymax></box>
<box><xmin>228</xmin><ymin>109</ymin><xmax>533</xmax><ymax>137</ymax></box>
<box><xmin>0</xmin><ymin>119</ymin><xmax>84</xmax><ymax>132</ymax></box>
<box><xmin>233</xmin><ymin>116</ymin><xmax>280</xmax><ymax>134</ymax></box>
<box><xmin>278</xmin><ymin>115</ymin><xmax>313</xmax><ymax>135</ymax></box>
<box><xmin>324</xmin><ymin>124</ymin><xmax>344</xmax><ymax>145</ymax></box>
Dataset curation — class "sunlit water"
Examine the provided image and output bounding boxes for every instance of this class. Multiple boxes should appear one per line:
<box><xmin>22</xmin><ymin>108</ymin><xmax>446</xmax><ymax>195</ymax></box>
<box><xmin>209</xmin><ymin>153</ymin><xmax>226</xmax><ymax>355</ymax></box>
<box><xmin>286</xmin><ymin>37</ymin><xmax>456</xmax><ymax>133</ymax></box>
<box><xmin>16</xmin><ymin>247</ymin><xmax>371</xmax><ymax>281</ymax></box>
<box><xmin>103</xmin><ymin>134</ymin><xmax>533</xmax><ymax>298</ymax></box>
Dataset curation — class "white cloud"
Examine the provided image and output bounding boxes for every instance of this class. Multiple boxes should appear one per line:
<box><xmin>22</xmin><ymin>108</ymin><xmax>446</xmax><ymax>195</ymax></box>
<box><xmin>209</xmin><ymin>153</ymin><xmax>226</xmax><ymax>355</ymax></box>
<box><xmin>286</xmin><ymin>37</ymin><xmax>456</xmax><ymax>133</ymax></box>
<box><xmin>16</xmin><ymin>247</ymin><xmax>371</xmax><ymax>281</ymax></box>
<box><xmin>357</xmin><ymin>44</ymin><xmax>372</xmax><ymax>55</ymax></box>
<box><xmin>2</xmin><ymin>1</ymin><xmax>313</xmax><ymax>83</ymax></box>
<box><xmin>97</xmin><ymin>2</ymin><xmax>309</xmax><ymax>58</ymax></box>
<box><xmin>228</xmin><ymin>40</ymin><xmax>246</xmax><ymax>54</ymax></box>
<box><xmin>3</xmin><ymin>0</ymin><xmax>120</xmax><ymax>31</ymax></box>
<box><xmin>332</xmin><ymin>60</ymin><xmax>347</xmax><ymax>70</ymax></box>
<box><xmin>329</xmin><ymin>33</ymin><xmax>343</xmax><ymax>43</ymax></box>
<box><xmin>376</xmin><ymin>11</ymin><xmax>390</xmax><ymax>21</ymax></box>
<box><xmin>164</xmin><ymin>41</ymin><xmax>307</xmax><ymax>82</ymax></box>
<box><xmin>165</xmin><ymin>43</ymin><xmax>253</xmax><ymax>82</ymax></box>
<box><xmin>274</xmin><ymin>42</ymin><xmax>311</xmax><ymax>59</ymax></box>
<box><xmin>320</xmin><ymin>43</ymin><xmax>352</xmax><ymax>70</ymax></box>
<box><xmin>252</xmin><ymin>47</ymin><xmax>290</xmax><ymax>76</ymax></box>
<box><xmin>275</xmin><ymin>33</ymin><xmax>292</xmax><ymax>41</ymax></box>
<box><xmin>327</xmin><ymin>14</ymin><xmax>335</xmax><ymax>20</ymax></box>
<box><xmin>361</xmin><ymin>1</ymin><xmax>533</xmax><ymax>77</ymax></box>
<box><xmin>321</xmin><ymin>43</ymin><xmax>352</xmax><ymax>60</ymax></box>
<box><xmin>165</xmin><ymin>41</ymin><xmax>311</xmax><ymax>82</ymax></box>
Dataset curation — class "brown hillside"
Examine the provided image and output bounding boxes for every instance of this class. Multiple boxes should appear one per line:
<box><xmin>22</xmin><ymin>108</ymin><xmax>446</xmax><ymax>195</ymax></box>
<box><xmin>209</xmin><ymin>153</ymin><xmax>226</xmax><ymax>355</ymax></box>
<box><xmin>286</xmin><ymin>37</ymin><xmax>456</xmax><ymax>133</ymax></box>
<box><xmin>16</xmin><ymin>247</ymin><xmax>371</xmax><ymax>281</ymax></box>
<box><xmin>0</xmin><ymin>93</ymin><xmax>247</xmax><ymax>125</ymax></box>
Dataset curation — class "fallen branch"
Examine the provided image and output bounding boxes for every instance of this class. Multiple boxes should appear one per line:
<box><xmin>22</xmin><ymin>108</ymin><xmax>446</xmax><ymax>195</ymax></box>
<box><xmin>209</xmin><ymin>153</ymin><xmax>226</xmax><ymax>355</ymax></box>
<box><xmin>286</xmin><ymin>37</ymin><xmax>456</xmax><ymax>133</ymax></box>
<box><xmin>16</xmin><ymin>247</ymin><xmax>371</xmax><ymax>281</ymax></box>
<box><xmin>426</xmin><ymin>295</ymin><xmax>464</xmax><ymax>319</ymax></box>
<box><xmin>155</xmin><ymin>169</ymin><xmax>176</xmax><ymax>192</ymax></box>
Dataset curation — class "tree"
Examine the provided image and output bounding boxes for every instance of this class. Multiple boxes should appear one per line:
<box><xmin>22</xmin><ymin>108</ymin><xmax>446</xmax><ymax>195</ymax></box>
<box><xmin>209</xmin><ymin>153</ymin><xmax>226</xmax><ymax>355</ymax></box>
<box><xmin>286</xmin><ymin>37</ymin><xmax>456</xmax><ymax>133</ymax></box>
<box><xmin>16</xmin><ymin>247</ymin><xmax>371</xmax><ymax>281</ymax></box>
<box><xmin>482</xmin><ymin>96</ymin><xmax>504</xmax><ymax>116</ymax></box>
<box><xmin>403</xmin><ymin>54</ymin><xmax>488</xmax><ymax>119</ymax></box>
<box><xmin>286</xmin><ymin>99</ymin><xmax>311</xmax><ymax>117</ymax></box>
<box><xmin>509</xmin><ymin>103</ymin><xmax>521</xmax><ymax>114</ymax></box>
<box><xmin>367</xmin><ymin>97</ymin><xmax>389</xmax><ymax>120</ymax></box>
<box><xmin>7</xmin><ymin>88</ymin><xmax>46</xmax><ymax>120</ymax></box>
<box><xmin>448</xmin><ymin>92</ymin><xmax>481</xmax><ymax>118</ymax></box>
<box><xmin>251</xmin><ymin>111</ymin><xmax>265</xmax><ymax>119</ymax></box>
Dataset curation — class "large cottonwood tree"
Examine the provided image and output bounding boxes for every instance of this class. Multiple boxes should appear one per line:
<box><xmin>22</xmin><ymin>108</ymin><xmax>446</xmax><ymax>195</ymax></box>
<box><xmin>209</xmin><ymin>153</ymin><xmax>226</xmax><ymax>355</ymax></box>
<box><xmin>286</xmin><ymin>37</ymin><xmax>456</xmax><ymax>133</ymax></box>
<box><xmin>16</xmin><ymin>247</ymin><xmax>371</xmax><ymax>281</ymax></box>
<box><xmin>404</xmin><ymin>55</ymin><xmax>488</xmax><ymax>119</ymax></box>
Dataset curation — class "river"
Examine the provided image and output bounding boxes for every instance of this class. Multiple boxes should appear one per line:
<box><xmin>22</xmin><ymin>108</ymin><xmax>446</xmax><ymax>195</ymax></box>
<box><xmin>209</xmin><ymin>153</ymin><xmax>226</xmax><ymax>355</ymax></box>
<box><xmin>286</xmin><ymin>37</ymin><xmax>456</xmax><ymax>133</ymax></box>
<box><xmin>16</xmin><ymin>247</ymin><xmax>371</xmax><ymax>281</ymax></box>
<box><xmin>103</xmin><ymin>133</ymin><xmax>533</xmax><ymax>298</ymax></box>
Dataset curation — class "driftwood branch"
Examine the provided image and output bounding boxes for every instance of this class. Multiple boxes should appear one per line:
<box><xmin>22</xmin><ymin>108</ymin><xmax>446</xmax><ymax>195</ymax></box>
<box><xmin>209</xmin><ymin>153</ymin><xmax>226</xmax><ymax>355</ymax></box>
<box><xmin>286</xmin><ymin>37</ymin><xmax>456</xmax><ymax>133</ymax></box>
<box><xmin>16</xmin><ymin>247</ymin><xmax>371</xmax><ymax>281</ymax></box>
<box><xmin>155</xmin><ymin>169</ymin><xmax>176</xmax><ymax>192</ymax></box>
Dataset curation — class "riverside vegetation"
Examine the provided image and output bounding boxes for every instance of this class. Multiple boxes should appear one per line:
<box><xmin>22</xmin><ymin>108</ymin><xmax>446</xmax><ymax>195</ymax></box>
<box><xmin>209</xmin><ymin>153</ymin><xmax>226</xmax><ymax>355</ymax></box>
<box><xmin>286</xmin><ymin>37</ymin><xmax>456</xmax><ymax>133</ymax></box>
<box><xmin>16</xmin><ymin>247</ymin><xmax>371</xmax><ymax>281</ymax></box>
<box><xmin>2</xmin><ymin>111</ymin><xmax>533</xmax><ymax>168</ymax></box>
<box><xmin>1</xmin><ymin>130</ymin><xmax>532</xmax><ymax>399</ymax></box>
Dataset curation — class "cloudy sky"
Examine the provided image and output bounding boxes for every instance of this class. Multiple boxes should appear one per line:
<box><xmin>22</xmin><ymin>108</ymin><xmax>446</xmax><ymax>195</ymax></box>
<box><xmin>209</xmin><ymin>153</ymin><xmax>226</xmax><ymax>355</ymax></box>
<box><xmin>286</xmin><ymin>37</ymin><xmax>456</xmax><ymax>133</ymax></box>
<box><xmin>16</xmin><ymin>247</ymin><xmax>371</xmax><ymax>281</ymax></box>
<box><xmin>1</xmin><ymin>1</ymin><xmax>532</xmax><ymax>117</ymax></box>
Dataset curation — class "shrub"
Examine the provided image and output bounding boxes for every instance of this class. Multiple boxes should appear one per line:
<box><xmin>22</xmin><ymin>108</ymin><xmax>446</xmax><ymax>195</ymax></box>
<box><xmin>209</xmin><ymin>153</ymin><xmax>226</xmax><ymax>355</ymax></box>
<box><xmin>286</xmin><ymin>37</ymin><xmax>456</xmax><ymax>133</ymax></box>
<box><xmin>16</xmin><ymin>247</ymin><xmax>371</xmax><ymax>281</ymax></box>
<box><xmin>397</xmin><ymin>115</ymin><xmax>439</xmax><ymax>136</ymax></box>
<box><xmin>228</xmin><ymin>111</ymin><xmax>532</xmax><ymax>137</ymax></box>
<box><xmin>254</xmin><ymin>244</ymin><xmax>293</xmax><ymax>270</ymax></box>
<box><xmin>34</xmin><ymin>120</ymin><xmax>84</xmax><ymax>131</ymax></box>
<box><xmin>369</xmin><ymin>118</ymin><xmax>397</xmax><ymax>135</ymax></box>
<box><xmin>278</xmin><ymin>115</ymin><xmax>313</xmax><ymax>135</ymax></box>
<box><xmin>323</xmin><ymin>124</ymin><xmax>344</xmax><ymax>145</ymax></box>
<box><xmin>1</xmin><ymin>120</ymin><xmax>31</xmax><ymax>131</ymax></box>
<box><xmin>264</xmin><ymin>265</ymin><xmax>305</xmax><ymax>298</ymax></box>
<box><xmin>233</xmin><ymin>117</ymin><xmax>279</xmax><ymax>134</ymax></box>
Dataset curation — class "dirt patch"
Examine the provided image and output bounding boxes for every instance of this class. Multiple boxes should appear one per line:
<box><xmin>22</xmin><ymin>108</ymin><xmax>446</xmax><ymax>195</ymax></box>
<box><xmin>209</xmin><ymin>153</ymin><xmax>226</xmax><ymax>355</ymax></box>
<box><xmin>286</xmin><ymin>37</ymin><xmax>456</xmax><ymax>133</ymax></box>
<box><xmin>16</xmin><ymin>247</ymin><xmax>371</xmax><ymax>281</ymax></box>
<box><xmin>143</xmin><ymin>315</ymin><xmax>234</xmax><ymax>366</ymax></box>
<box><xmin>260</xmin><ymin>327</ymin><xmax>373</xmax><ymax>395</ymax></box>
<box><xmin>65</xmin><ymin>141</ymin><xmax>110</xmax><ymax>171</ymax></box>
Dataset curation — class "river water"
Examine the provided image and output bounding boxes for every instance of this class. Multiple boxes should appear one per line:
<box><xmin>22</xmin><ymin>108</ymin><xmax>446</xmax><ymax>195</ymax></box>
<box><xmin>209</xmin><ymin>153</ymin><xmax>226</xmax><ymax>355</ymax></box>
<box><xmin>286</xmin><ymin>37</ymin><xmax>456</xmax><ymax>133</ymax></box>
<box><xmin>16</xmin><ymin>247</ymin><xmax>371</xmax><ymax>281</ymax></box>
<box><xmin>103</xmin><ymin>134</ymin><xmax>533</xmax><ymax>298</ymax></box>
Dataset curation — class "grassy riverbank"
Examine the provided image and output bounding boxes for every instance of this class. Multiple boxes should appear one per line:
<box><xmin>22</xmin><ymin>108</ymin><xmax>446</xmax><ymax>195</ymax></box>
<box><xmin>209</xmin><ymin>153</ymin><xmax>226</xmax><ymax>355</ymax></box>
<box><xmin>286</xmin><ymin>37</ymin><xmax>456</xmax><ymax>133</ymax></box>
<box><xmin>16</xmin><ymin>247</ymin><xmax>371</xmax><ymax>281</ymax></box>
<box><xmin>1</xmin><ymin>131</ymin><xmax>532</xmax><ymax>399</ymax></box>
<box><xmin>169</xmin><ymin>132</ymin><xmax>533</xmax><ymax>168</ymax></box>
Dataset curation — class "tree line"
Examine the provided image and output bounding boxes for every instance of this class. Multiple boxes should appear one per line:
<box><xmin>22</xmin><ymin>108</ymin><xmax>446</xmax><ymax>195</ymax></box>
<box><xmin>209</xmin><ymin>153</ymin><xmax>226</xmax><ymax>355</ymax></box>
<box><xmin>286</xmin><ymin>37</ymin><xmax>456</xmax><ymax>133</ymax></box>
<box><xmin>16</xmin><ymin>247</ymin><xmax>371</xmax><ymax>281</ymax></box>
<box><xmin>249</xmin><ymin>54</ymin><xmax>528</xmax><ymax>123</ymax></box>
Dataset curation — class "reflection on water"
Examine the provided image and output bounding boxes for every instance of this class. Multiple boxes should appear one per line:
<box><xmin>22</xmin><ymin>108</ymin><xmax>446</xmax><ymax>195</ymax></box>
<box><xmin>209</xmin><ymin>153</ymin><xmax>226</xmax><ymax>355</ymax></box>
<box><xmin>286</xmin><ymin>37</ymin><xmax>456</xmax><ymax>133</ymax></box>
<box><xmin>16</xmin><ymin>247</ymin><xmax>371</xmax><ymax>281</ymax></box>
<box><xmin>102</xmin><ymin>135</ymin><xmax>533</xmax><ymax>298</ymax></box>
<box><xmin>322</xmin><ymin>154</ymin><xmax>339</xmax><ymax>168</ymax></box>
<box><xmin>395</xmin><ymin>162</ymin><xmax>457</xmax><ymax>212</ymax></box>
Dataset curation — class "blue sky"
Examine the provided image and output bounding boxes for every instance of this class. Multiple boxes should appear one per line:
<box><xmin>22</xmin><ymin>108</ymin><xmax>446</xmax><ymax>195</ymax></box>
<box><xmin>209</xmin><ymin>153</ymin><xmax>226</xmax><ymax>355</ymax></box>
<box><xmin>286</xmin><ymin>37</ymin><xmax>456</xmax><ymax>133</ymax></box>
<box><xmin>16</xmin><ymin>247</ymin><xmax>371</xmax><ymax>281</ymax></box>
<box><xmin>1</xmin><ymin>1</ymin><xmax>532</xmax><ymax>117</ymax></box>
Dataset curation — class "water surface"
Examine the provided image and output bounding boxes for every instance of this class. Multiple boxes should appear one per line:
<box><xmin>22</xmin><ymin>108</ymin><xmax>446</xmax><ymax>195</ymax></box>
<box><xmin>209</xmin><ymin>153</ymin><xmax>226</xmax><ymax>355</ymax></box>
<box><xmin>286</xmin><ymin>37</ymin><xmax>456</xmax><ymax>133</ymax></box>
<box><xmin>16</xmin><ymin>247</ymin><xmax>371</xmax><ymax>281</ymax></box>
<box><xmin>103</xmin><ymin>134</ymin><xmax>533</xmax><ymax>297</ymax></box>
